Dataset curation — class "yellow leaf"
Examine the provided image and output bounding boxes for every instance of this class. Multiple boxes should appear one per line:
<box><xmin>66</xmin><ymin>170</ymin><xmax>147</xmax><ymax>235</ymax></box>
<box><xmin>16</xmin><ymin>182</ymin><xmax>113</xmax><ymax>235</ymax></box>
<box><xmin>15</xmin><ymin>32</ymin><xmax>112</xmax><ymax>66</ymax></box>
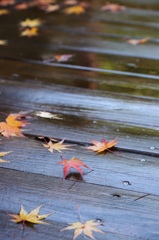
<box><xmin>0</xmin><ymin>39</ymin><xmax>7</xmax><ymax>45</ymax></box>
<box><xmin>0</xmin><ymin>9</ymin><xmax>9</xmax><ymax>15</ymax></box>
<box><xmin>44</xmin><ymin>4</ymin><xmax>60</xmax><ymax>13</ymax></box>
<box><xmin>20</xmin><ymin>18</ymin><xmax>42</xmax><ymax>28</ymax></box>
<box><xmin>43</xmin><ymin>138</ymin><xmax>73</xmax><ymax>153</ymax></box>
<box><xmin>9</xmin><ymin>205</ymin><xmax>54</xmax><ymax>225</ymax></box>
<box><xmin>0</xmin><ymin>151</ymin><xmax>12</xmax><ymax>162</ymax></box>
<box><xmin>61</xmin><ymin>219</ymin><xmax>105</xmax><ymax>240</ymax></box>
<box><xmin>20</xmin><ymin>27</ymin><xmax>39</xmax><ymax>37</ymax></box>
<box><xmin>63</xmin><ymin>5</ymin><xmax>85</xmax><ymax>15</ymax></box>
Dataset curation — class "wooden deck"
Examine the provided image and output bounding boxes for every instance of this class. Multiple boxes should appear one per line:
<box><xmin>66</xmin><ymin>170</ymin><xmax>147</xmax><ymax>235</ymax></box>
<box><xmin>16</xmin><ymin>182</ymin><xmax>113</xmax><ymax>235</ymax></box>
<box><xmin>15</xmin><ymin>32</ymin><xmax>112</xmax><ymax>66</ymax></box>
<box><xmin>0</xmin><ymin>0</ymin><xmax>159</xmax><ymax>239</ymax></box>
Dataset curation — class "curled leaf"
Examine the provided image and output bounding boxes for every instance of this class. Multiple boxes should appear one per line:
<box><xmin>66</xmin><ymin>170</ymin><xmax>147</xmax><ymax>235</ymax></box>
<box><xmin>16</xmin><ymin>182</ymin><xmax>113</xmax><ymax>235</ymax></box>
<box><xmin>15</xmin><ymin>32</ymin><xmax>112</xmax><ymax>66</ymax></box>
<box><xmin>87</xmin><ymin>137</ymin><xmax>118</xmax><ymax>154</ymax></box>
<box><xmin>0</xmin><ymin>151</ymin><xmax>12</xmax><ymax>162</ymax></box>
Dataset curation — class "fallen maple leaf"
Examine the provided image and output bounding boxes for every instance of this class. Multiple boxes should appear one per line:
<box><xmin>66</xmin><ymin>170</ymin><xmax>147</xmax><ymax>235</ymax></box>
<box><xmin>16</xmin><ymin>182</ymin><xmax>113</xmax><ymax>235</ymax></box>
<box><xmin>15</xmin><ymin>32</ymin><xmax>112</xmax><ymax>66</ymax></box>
<box><xmin>101</xmin><ymin>2</ymin><xmax>126</xmax><ymax>13</ymax></box>
<box><xmin>0</xmin><ymin>151</ymin><xmax>12</xmax><ymax>162</ymax></box>
<box><xmin>127</xmin><ymin>37</ymin><xmax>148</xmax><ymax>45</ymax></box>
<box><xmin>63</xmin><ymin>5</ymin><xmax>85</xmax><ymax>15</ymax></box>
<box><xmin>0</xmin><ymin>112</ymin><xmax>29</xmax><ymax>138</ymax></box>
<box><xmin>8</xmin><ymin>204</ymin><xmax>54</xmax><ymax>226</ymax></box>
<box><xmin>57</xmin><ymin>157</ymin><xmax>91</xmax><ymax>179</ymax></box>
<box><xmin>0</xmin><ymin>39</ymin><xmax>7</xmax><ymax>45</ymax></box>
<box><xmin>63</xmin><ymin>0</ymin><xmax>78</xmax><ymax>5</ymax></box>
<box><xmin>20</xmin><ymin>27</ymin><xmax>39</xmax><ymax>37</ymax></box>
<box><xmin>61</xmin><ymin>219</ymin><xmax>105</xmax><ymax>240</ymax></box>
<box><xmin>0</xmin><ymin>0</ymin><xmax>15</xmax><ymax>6</ymax></box>
<box><xmin>44</xmin><ymin>4</ymin><xmax>60</xmax><ymax>13</ymax></box>
<box><xmin>87</xmin><ymin>137</ymin><xmax>118</xmax><ymax>154</ymax></box>
<box><xmin>54</xmin><ymin>54</ymin><xmax>74</xmax><ymax>62</ymax></box>
<box><xmin>43</xmin><ymin>138</ymin><xmax>72</xmax><ymax>153</ymax></box>
<box><xmin>14</xmin><ymin>2</ymin><xmax>29</xmax><ymax>10</ymax></box>
<box><xmin>20</xmin><ymin>18</ymin><xmax>42</xmax><ymax>28</ymax></box>
<box><xmin>0</xmin><ymin>9</ymin><xmax>10</xmax><ymax>15</ymax></box>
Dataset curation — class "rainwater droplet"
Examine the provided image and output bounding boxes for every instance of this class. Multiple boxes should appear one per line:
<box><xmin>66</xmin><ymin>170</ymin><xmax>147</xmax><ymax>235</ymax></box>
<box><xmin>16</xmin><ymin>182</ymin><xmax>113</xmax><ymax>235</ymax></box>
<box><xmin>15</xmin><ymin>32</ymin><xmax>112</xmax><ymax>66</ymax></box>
<box><xmin>150</xmin><ymin>146</ymin><xmax>155</xmax><ymax>150</ymax></box>
<box><xmin>123</xmin><ymin>181</ymin><xmax>131</xmax><ymax>186</ymax></box>
<box><xmin>141</xmin><ymin>159</ymin><xmax>145</xmax><ymax>162</ymax></box>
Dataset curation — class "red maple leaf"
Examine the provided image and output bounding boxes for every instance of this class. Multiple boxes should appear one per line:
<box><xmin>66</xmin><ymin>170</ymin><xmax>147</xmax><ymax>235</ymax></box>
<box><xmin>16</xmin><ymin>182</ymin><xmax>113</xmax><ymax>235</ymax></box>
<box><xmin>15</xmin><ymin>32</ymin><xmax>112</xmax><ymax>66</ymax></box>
<box><xmin>57</xmin><ymin>157</ymin><xmax>91</xmax><ymax>179</ymax></box>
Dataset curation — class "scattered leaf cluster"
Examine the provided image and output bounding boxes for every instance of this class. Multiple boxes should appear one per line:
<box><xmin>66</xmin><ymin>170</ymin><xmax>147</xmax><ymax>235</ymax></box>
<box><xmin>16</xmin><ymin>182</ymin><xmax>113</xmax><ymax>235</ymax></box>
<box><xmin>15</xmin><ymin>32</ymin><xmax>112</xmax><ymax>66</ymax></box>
<box><xmin>1</xmin><ymin>111</ymin><xmax>118</xmax><ymax>239</ymax></box>
<box><xmin>0</xmin><ymin>0</ymin><xmax>149</xmax><ymax>44</ymax></box>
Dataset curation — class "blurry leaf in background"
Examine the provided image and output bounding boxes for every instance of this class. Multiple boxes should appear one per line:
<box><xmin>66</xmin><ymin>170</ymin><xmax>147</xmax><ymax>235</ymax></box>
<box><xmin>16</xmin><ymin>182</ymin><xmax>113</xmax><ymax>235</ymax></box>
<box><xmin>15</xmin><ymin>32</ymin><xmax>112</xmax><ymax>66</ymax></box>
<box><xmin>101</xmin><ymin>2</ymin><xmax>126</xmax><ymax>13</ymax></box>
<box><xmin>127</xmin><ymin>37</ymin><xmax>149</xmax><ymax>45</ymax></box>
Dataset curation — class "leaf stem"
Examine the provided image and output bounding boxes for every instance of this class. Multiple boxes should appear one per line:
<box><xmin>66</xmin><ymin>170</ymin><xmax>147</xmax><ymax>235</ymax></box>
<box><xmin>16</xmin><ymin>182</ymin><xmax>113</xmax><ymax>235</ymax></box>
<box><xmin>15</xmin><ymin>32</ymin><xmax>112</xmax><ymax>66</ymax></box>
<box><xmin>76</xmin><ymin>204</ymin><xmax>83</xmax><ymax>223</ymax></box>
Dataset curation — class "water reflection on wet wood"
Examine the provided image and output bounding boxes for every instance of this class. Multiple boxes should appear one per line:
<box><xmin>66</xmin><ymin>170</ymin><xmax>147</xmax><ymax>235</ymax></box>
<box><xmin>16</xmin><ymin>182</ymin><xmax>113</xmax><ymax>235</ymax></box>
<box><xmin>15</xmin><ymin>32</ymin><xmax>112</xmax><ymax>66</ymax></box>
<box><xmin>0</xmin><ymin>1</ymin><xmax>159</xmax><ymax>240</ymax></box>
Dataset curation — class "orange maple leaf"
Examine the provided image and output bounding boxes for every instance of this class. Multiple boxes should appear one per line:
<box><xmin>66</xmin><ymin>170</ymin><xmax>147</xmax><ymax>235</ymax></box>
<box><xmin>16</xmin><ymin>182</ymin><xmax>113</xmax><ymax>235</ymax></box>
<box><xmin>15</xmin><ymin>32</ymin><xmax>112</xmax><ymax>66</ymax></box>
<box><xmin>0</xmin><ymin>112</ymin><xmax>29</xmax><ymax>138</ymax></box>
<box><xmin>0</xmin><ymin>9</ymin><xmax>10</xmax><ymax>15</ymax></box>
<box><xmin>20</xmin><ymin>18</ymin><xmax>42</xmax><ymax>28</ymax></box>
<box><xmin>87</xmin><ymin>137</ymin><xmax>118</xmax><ymax>154</ymax></box>
<box><xmin>20</xmin><ymin>27</ymin><xmax>39</xmax><ymax>37</ymax></box>
<box><xmin>57</xmin><ymin>157</ymin><xmax>91</xmax><ymax>179</ymax></box>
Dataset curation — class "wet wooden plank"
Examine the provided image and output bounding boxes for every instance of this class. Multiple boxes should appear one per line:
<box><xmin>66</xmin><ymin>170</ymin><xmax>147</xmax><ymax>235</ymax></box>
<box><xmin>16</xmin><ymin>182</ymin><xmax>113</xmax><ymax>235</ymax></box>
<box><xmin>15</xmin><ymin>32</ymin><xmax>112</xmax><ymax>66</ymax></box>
<box><xmin>0</xmin><ymin>79</ymin><xmax>159</xmax><ymax>155</ymax></box>
<box><xmin>1</xmin><ymin>58</ymin><xmax>159</xmax><ymax>98</ymax></box>
<box><xmin>1</xmin><ymin>168</ymin><xmax>159</xmax><ymax>240</ymax></box>
<box><xmin>1</xmin><ymin>137</ymin><xmax>159</xmax><ymax>195</ymax></box>
<box><xmin>0</xmin><ymin>1</ymin><xmax>159</xmax><ymax>239</ymax></box>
